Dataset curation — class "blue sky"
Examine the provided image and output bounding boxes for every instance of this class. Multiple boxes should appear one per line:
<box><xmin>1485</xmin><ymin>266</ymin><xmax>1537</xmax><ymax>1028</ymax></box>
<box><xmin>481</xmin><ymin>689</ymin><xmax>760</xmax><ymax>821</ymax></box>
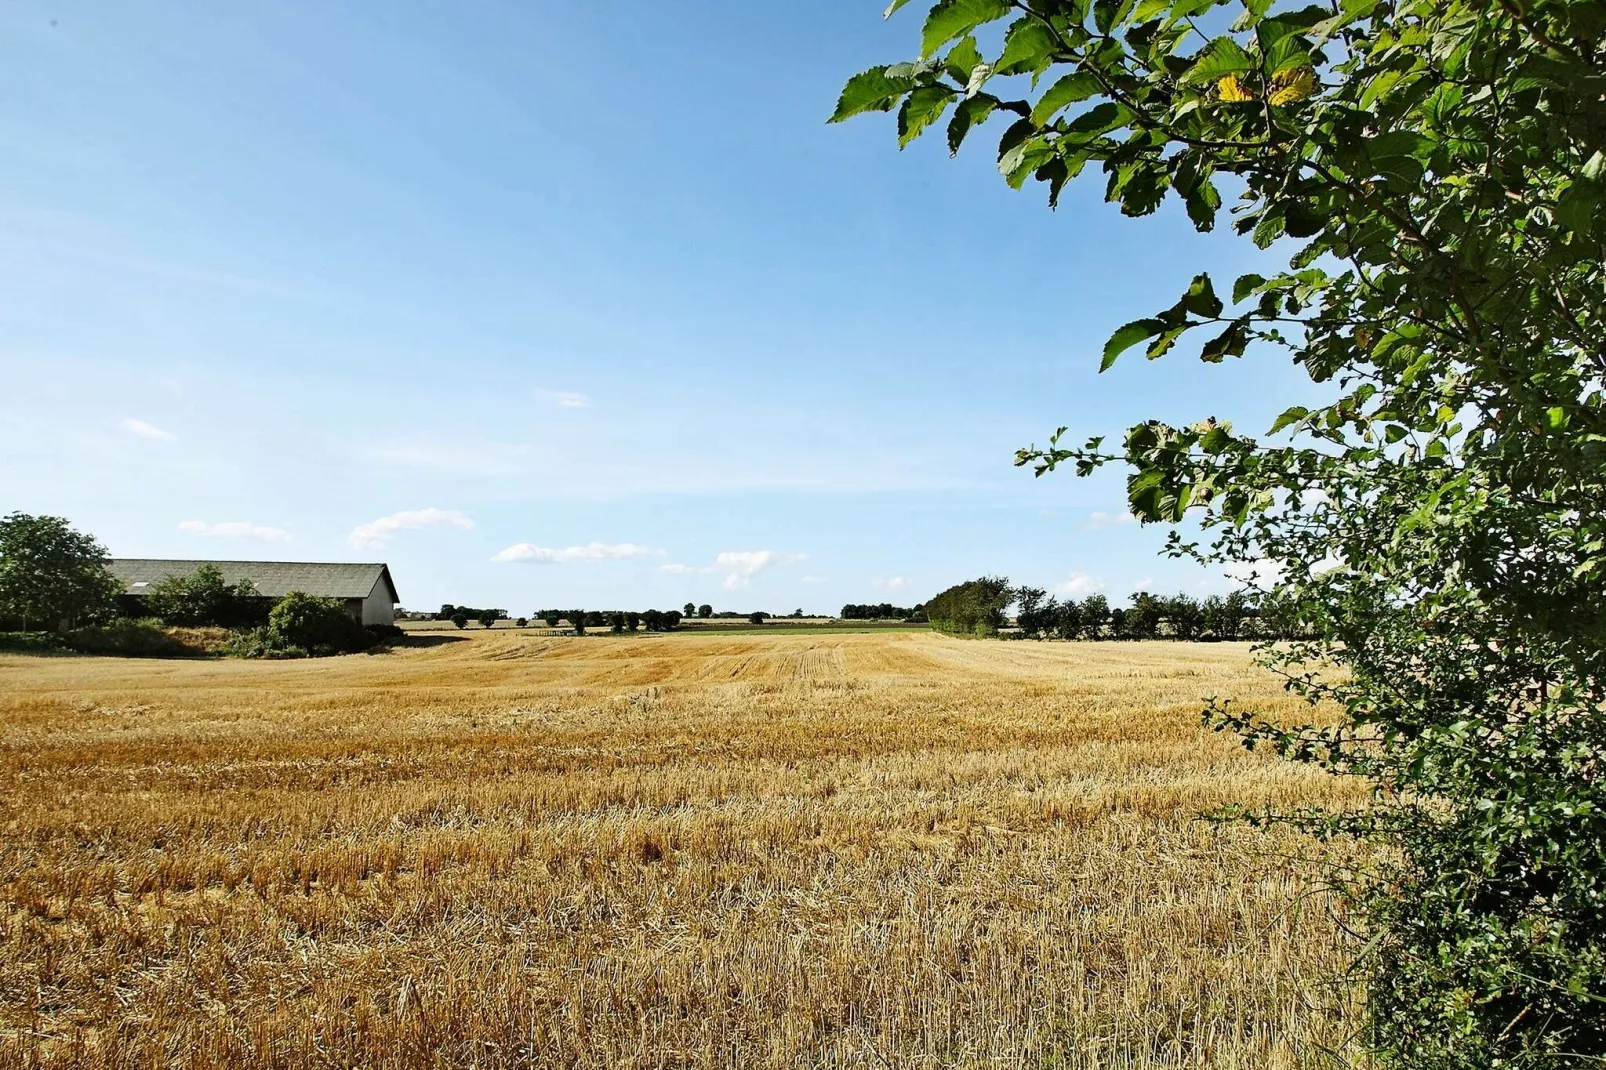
<box><xmin>0</xmin><ymin>1</ymin><xmax>1321</xmax><ymax>615</ymax></box>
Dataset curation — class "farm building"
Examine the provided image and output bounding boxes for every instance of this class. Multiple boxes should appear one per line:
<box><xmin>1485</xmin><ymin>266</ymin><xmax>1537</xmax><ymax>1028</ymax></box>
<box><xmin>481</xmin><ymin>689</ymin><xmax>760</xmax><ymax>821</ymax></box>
<box><xmin>109</xmin><ymin>559</ymin><xmax>400</xmax><ymax>626</ymax></box>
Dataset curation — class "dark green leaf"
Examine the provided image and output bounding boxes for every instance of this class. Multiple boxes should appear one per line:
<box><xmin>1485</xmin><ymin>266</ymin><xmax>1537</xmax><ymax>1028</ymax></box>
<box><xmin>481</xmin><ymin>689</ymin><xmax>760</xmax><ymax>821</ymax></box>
<box><xmin>829</xmin><ymin>65</ymin><xmax>917</xmax><ymax>123</ymax></box>
<box><xmin>898</xmin><ymin>86</ymin><xmax>956</xmax><ymax>147</ymax></box>
<box><xmin>1102</xmin><ymin>318</ymin><xmax>1167</xmax><ymax>371</ymax></box>
<box><xmin>922</xmin><ymin>0</ymin><xmax>1012</xmax><ymax>57</ymax></box>
<box><xmin>1031</xmin><ymin>71</ymin><xmax>1103</xmax><ymax>125</ymax></box>
<box><xmin>995</xmin><ymin>19</ymin><xmax>1059</xmax><ymax>76</ymax></box>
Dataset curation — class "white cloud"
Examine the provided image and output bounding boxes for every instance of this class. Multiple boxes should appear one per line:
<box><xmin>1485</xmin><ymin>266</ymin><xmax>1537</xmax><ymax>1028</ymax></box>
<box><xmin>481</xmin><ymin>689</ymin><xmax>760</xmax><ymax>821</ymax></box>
<box><xmin>122</xmin><ymin>418</ymin><xmax>176</xmax><ymax>442</ymax></box>
<box><xmin>661</xmin><ymin>550</ymin><xmax>807</xmax><ymax>589</ymax></box>
<box><xmin>874</xmin><ymin>576</ymin><xmax>912</xmax><ymax>591</ymax></box>
<box><xmin>1054</xmin><ymin>572</ymin><xmax>1107</xmax><ymax>597</ymax></box>
<box><xmin>658</xmin><ymin>562</ymin><xmax>718</xmax><ymax>575</ymax></box>
<box><xmin>179</xmin><ymin>520</ymin><xmax>290</xmax><ymax>542</ymax></box>
<box><xmin>1081</xmin><ymin>509</ymin><xmax>1140</xmax><ymax>531</ymax></box>
<box><xmin>1133</xmin><ymin>576</ymin><xmax>1156</xmax><ymax>591</ymax></box>
<box><xmin>715</xmin><ymin>550</ymin><xmax>806</xmax><ymax>590</ymax></box>
<box><xmin>494</xmin><ymin>541</ymin><xmax>655</xmax><ymax>564</ymax></box>
<box><xmin>536</xmin><ymin>389</ymin><xmax>589</xmax><ymax>409</ymax></box>
<box><xmin>349</xmin><ymin>508</ymin><xmax>475</xmax><ymax>550</ymax></box>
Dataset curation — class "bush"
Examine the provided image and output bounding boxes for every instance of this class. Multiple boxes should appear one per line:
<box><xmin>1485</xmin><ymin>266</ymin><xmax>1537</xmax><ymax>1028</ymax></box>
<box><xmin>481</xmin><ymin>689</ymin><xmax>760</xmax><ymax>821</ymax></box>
<box><xmin>267</xmin><ymin>593</ymin><xmax>369</xmax><ymax>656</ymax></box>
<box><xmin>63</xmin><ymin>620</ymin><xmax>200</xmax><ymax>658</ymax></box>
<box><xmin>748</xmin><ymin>612</ymin><xmax>765</xmax><ymax>626</ymax></box>
<box><xmin>0</xmin><ymin>631</ymin><xmax>67</xmax><ymax>653</ymax></box>
<box><xmin>224</xmin><ymin>627</ymin><xmax>306</xmax><ymax>660</ymax></box>
<box><xmin>145</xmin><ymin>565</ymin><xmax>267</xmax><ymax>627</ymax></box>
<box><xmin>451</xmin><ymin>612</ymin><xmax>468</xmax><ymax>629</ymax></box>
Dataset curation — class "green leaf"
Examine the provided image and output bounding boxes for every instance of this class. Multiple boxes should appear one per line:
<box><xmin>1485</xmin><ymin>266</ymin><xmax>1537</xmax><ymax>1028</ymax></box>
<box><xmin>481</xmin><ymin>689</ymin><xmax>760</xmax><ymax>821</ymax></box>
<box><xmin>829</xmin><ymin>65</ymin><xmax>916</xmax><ymax>123</ymax></box>
<box><xmin>945</xmin><ymin>35</ymin><xmax>984</xmax><ymax>82</ymax></box>
<box><xmin>946</xmin><ymin>95</ymin><xmax>997</xmax><ymax>155</ymax></box>
<box><xmin>1232</xmin><ymin>273</ymin><xmax>1267</xmax><ymax>303</ymax></box>
<box><xmin>1199</xmin><ymin>318</ymin><xmax>1248</xmax><ymax>362</ymax></box>
<box><xmin>884</xmin><ymin>0</ymin><xmax>917</xmax><ymax>17</ymax></box>
<box><xmin>1184</xmin><ymin>177</ymin><xmax>1221</xmax><ymax>231</ymax></box>
<box><xmin>996</xmin><ymin>19</ymin><xmax>1059</xmax><ymax>76</ymax></box>
<box><xmin>1182</xmin><ymin>273</ymin><xmax>1223</xmax><ymax>318</ymax></box>
<box><xmin>1182</xmin><ymin>37</ymin><xmax>1254</xmax><ymax>85</ymax></box>
<box><xmin>1032</xmin><ymin>71</ymin><xmax>1103</xmax><ymax>125</ymax></box>
<box><xmin>1546</xmin><ymin>406</ymin><xmax>1571</xmax><ymax>430</ymax></box>
<box><xmin>1102</xmin><ymin>318</ymin><xmax>1167</xmax><ymax>371</ymax></box>
<box><xmin>922</xmin><ymin>0</ymin><xmax>1012</xmax><ymax>57</ymax></box>
<box><xmin>1269</xmin><ymin>406</ymin><xmax>1309</xmax><ymax>434</ymax></box>
<box><xmin>1556</xmin><ymin>178</ymin><xmax>1601</xmax><ymax>234</ymax></box>
<box><xmin>898</xmin><ymin>86</ymin><xmax>957</xmax><ymax>147</ymax></box>
<box><xmin>1093</xmin><ymin>0</ymin><xmax>1137</xmax><ymax>35</ymax></box>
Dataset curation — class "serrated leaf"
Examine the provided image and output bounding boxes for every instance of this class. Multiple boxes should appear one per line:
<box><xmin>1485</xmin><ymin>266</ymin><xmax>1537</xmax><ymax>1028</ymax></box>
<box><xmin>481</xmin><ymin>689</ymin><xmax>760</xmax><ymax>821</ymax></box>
<box><xmin>1182</xmin><ymin>273</ymin><xmax>1223</xmax><ymax>318</ymax></box>
<box><xmin>1232</xmin><ymin>273</ymin><xmax>1267</xmax><ymax>303</ymax></box>
<box><xmin>1032</xmin><ymin>71</ymin><xmax>1102</xmax><ymax>125</ymax></box>
<box><xmin>1183</xmin><ymin>37</ymin><xmax>1254</xmax><ymax>85</ymax></box>
<box><xmin>829</xmin><ymin>65</ymin><xmax>917</xmax><ymax>123</ymax></box>
<box><xmin>898</xmin><ymin>86</ymin><xmax>956</xmax><ymax>147</ymax></box>
<box><xmin>1200</xmin><ymin>318</ymin><xmax>1248</xmax><ymax>362</ymax></box>
<box><xmin>922</xmin><ymin>0</ymin><xmax>1012</xmax><ymax>57</ymax></box>
<box><xmin>946</xmin><ymin>95</ymin><xmax>997</xmax><ymax>155</ymax></box>
<box><xmin>996</xmin><ymin>18</ymin><xmax>1059</xmax><ymax>76</ymax></box>
<box><xmin>945</xmin><ymin>35</ymin><xmax>983</xmax><ymax>81</ymax></box>
<box><xmin>1102</xmin><ymin>318</ymin><xmax>1167</xmax><ymax>371</ymax></box>
<box><xmin>1269</xmin><ymin>406</ymin><xmax>1309</xmax><ymax>434</ymax></box>
<box><xmin>1184</xmin><ymin>177</ymin><xmax>1221</xmax><ymax>230</ymax></box>
<box><xmin>884</xmin><ymin>0</ymin><xmax>917</xmax><ymax>17</ymax></box>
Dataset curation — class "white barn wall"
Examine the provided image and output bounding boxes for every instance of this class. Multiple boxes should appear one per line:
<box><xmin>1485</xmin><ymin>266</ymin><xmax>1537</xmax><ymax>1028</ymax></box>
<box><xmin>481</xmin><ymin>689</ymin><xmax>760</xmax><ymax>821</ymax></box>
<box><xmin>361</xmin><ymin>577</ymin><xmax>395</xmax><ymax>626</ymax></box>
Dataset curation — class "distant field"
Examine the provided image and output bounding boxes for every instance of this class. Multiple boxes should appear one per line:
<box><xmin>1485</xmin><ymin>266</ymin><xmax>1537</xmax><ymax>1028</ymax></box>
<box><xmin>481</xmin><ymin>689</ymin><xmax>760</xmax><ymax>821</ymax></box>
<box><xmin>0</xmin><ymin>631</ymin><xmax>1359</xmax><ymax>1068</ymax></box>
<box><xmin>398</xmin><ymin>617</ymin><xmax>923</xmax><ymax>634</ymax></box>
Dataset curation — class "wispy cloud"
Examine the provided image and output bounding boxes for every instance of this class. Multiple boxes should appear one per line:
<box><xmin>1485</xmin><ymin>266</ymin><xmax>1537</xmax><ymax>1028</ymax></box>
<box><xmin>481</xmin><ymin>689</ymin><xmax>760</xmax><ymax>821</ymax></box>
<box><xmin>660</xmin><ymin>550</ymin><xmax>807</xmax><ymax>590</ymax></box>
<box><xmin>349</xmin><ymin>508</ymin><xmax>474</xmax><ymax>550</ymax></box>
<box><xmin>874</xmin><ymin>576</ymin><xmax>912</xmax><ymax>591</ymax></box>
<box><xmin>492</xmin><ymin>541</ymin><xmax>655</xmax><ymax>564</ymax></box>
<box><xmin>535</xmin><ymin>389</ymin><xmax>589</xmax><ymax>409</ymax></box>
<box><xmin>179</xmin><ymin>520</ymin><xmax>290</xmax><ymax>542</ymax></box>
<box><xmin>1054</xmin><ymin>572</ymin><xmax>1106</xmax><ymax>597</ymax></box>
<box><xmin>122</xmin><ymin>418</ymin><xmax>176</xmax><ymax>442</ymax></box>
<box><xmin>1080</xmin><ymin>509</ymin><xmax>1140</xmax><ymax>531</ymax></box>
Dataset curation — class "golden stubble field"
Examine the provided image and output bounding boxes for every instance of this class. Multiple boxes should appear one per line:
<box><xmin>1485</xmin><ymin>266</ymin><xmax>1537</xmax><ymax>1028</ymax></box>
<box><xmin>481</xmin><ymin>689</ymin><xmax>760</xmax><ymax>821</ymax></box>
<box><xmin>0</xmin><ymin>630</ymin><xmax>1362</xmax><ymax>1069</ymax></box>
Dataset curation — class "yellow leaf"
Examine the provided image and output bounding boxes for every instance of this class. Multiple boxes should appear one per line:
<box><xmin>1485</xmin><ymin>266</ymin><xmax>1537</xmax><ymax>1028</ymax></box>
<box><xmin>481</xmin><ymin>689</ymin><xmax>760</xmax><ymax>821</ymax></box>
<box><xmin>1268</xmin><ymin>67</ymin><xmax>1317</xmax><ymax>105</ymax></box>
<box><xmin>1217</xmin><ymin>74</ymin><xmax>1254</xmax><ymax>102</ymax></box>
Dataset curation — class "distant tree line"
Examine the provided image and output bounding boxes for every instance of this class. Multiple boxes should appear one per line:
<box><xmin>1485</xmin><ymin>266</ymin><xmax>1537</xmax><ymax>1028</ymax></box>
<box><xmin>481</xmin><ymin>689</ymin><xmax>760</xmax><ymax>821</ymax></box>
<box><xmin>928</xmin><ymin>575</ymin><xmax>1309</xmax><ymax>641</ymax></box>
<box><xmin>926</xmin><ymin>577</ymin><xmax>1013</xmax><ymax>636</ymax></box>
<box><xmin>839</xmin><ymin>603</ymin><xmax>926</xmax><ymax>621</ymax></box>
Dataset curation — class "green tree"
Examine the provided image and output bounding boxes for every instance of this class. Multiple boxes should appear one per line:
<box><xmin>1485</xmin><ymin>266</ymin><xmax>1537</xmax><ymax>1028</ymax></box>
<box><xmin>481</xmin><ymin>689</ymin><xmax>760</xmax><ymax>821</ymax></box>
<box><xmin>542</xmin><ymin>611</ymin><xmax>561</xmax><ymax>629</ymax></box>
<box><xmin>268</xmin><ymin>592</ymin><xmax>366</xmax><ymax>656</ymax></box>
<box><xmin>516</xmin><ymin>617</ymin><xmax>528</xmax><ymax>628</ymax></box>
<box><xmin>749</xmin><ymin>611</ymin><xmax>765</xmax><ymax>626</ymax></box>
<box><xmin>477</xmin><ymin>611</ymin><xmax>499</xmax><ymax>630</ymax></box>
<box><xmin>684</xmin><ymin>602</ymin><xmax>696</xmax><ymax>618</ymax></box>
<box><xmin>0</xmin><ymin>512</ymin><xmax>121</xmax><ymax>631</ymax></box>
<box><xmin>611</xmin><ymin>611</ymin><xmax>626</xmax><ymax>634</ymax></box>
<box><xmin>569</xmin><ymin>611</ymin><xmax>586</xmax><ymax>636</ymax></box>
<box><xmin>451</xmin><ymin>612</ymin><xmax>469</xmax><ymax>630</ymax></box>
<box><xmin>145</xmin><ymin>564</ymin><xmax>262</xmax><ymax>627</ymax></box>
<box><xmin>839</xmin><ymin>0</ymin><xmax>1606</xmax><ymax>1062</ymax></box>
<box><xmin>697</xmin><ymin>603</ymin><xmax>713</xmax><ymax>618</ymax></box>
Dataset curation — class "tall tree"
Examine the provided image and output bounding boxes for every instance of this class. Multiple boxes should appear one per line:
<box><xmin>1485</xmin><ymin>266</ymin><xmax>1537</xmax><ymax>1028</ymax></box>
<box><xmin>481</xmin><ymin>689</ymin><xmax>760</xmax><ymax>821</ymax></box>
<box><xmin>837</xmin><ymin>0</ymin><xmax>1606</xmax><ymax>1062</ymax></box>
<box><xmin>0</xmin><ymin>513</ymin><xmax>121</xmax><ymax>631</ymax></box>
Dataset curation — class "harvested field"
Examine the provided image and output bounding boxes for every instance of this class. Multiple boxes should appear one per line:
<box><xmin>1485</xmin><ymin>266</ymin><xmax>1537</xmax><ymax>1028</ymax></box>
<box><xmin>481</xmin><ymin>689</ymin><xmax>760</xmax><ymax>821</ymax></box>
<box><xmin>0</xmin><ymin>631</ymin><xmax>1361</xmax><ymax>1068</ymax></box>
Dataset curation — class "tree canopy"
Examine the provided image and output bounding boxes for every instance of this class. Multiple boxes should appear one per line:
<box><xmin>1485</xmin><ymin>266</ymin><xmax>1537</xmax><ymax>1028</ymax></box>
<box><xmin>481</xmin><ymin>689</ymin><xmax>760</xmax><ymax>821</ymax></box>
<box><xmin>0</xmin><ymin>512</ymin><xmax>120</xmax><ymax>631</ymax></box>
<box><xmin>838</xmin><ymin>0</ymin><xmax>1606</xmax><ymax>1062</ymax></box>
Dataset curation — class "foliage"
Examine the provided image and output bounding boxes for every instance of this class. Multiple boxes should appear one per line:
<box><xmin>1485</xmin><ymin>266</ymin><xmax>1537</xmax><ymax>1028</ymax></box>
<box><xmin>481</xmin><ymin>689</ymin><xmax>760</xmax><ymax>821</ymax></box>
<box><xmin>0</xmin><ymin>512</ymin><xmax>121</xmax><ymax>631</ymax></box>
<box><xmin>516</xmin><ymin>617</ymin><xmax>528</xmax><ymax>628</ymax></box>
<box><xmin>451</xmin><ymin>612</ymin><xmax>469</xmax><ymax>630</ymax></box>
<box><xmin>841</xmin><ymin>602</ymin><xmax>926</xmax><ymax>621</ymax></box>
<box><xmin>684</xmin><ymin>602</ymin><xmax>696</xmax><ymax>618</ymax></box>
<box><xmin>697</xmin><ymin>604</ymin><xmax>713</xmax><ymax>618</ymax></box>
<box><xmin>267</xmin><ymin>593</ymin><xmax>369</xmax><ymax>656</ymax></box>
<box><xmin>749</xmin><ymin>612</ymin><xmax>766</xmax><ymax>626</ymax></box>
<box><xmin>0</xmin><ymin>631</ymin><xmax>68</xmax><ymax>653</ymax></box>
<box><xmin>840</xmin><ymin>0</ymin><xmax>1606</xmax><ymax>1062</ymax></box>
<box><xmin>925</xmin><ymin>577</ymin><xmax>1012</xmax><ymax>636</ymax></box>
<box><xmin>542</xmin><ymin>611</ymin><xmax>562</xmax><ymax>628</ymax></box>
<box><xmin>477</xmin><ymin>612</ymin><xmax>500</xmax><ymax>629</ymax></box>
<box><xmin>144</xmin><ymin>565</ymin><xmax>267</xmax><ymax>628</ymax></box>
<box><xmin>63</xmin><ymin>620</ymin><xmax>203</xmax><ymax>658</ymax></box>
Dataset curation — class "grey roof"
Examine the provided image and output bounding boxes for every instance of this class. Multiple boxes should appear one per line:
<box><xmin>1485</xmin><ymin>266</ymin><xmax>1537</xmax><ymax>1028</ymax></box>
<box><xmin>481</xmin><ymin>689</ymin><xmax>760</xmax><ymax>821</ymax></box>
<box><xmin>109</xmin><ymin>559</ymin><xmax>399</xmax><ymax>602</ymax></box>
